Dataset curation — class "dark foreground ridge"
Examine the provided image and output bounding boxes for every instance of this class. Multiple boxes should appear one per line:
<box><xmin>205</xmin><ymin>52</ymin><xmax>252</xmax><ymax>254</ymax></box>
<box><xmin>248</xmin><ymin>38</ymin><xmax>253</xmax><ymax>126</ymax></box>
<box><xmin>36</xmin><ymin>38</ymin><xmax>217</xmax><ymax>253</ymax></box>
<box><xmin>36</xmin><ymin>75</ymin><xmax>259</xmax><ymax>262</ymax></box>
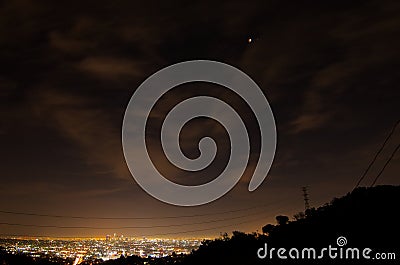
<box><xmin>1</xmin><ymin>185</ymin><xmax>399</xmax><ymax>265</ymax></box>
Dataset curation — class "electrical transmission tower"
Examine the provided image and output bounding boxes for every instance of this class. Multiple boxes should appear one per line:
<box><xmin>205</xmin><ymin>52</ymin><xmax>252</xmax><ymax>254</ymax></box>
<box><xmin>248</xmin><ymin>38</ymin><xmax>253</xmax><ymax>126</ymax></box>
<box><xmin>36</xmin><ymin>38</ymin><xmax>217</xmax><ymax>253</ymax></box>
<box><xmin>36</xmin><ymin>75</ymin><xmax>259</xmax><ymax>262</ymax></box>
<box><xmin>302</xmin><ymin>186</ymin><xmax>310</xmax><ymax>211</ymax></box>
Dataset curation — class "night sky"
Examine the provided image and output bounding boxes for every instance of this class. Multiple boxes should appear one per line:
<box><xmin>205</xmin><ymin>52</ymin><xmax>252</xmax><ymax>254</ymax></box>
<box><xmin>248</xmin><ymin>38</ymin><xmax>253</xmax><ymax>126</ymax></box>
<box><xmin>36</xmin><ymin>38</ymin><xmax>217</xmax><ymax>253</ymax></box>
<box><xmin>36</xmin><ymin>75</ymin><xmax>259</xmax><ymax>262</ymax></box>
<box><xmin>1</xmin><ymin>0</ymin><xmax>399</xmax><ymax>238</ymax></box>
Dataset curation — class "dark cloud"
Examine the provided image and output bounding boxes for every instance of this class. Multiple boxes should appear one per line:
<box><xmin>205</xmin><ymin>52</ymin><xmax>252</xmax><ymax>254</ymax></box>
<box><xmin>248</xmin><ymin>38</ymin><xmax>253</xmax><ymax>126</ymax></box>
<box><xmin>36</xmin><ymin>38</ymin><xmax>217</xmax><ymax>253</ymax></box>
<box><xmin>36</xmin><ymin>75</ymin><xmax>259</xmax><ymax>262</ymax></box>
<box><xmin>77</xmin><ymin>56</ymin><xmax>143</xmax><ymax>79</ymax></box>
<box><xmin>31</xmin><ymin>88</ymin><xmax>130</xmax><ymax>180</ymax></box>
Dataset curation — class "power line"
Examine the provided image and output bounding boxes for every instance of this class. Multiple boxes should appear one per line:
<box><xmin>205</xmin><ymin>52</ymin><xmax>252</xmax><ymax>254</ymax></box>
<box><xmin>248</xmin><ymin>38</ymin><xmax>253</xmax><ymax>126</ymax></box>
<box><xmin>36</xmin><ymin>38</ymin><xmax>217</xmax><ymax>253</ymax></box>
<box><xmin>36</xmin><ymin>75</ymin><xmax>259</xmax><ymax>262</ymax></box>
<box><xmin>0</xmin><ymin>214</ymin><xmax>269</xmax><ymax>239</ymax></box>
<box><xmin>0</xmin><ymin>234</ymin><xmax>96</xmax><ymax>239</ymax></box>
<box><xmin>0</xmin><ymin>199</ymin><xmax>290</xmax><ymax>238</ymax></box>
<box><xmin>354</xmin><ymin>119</ymin><xmax>400</xmax><ymax>189</ymax></box>
<box><xmin>0</xmin><ymin>212</ymin><xmax>268</xmax><ymax>238</ymax></box>
<box><xmin>0</xmin><ymin>199</ymin><xmax>284</xmax><ymax>220</ymax></box>
<box><xmin>141</xmin><ymin>215</ymin><xmax>268</xmax><ymax>237</ymax></box>
<box><xmin>0</xmin><ymin>208</ymin><xmax>273</xmax><ymax>230</ymax></box>
<box><xmin>370</xmin><ymin>142</ymin><xmax>400</xmax><ymax>187</ymax></box>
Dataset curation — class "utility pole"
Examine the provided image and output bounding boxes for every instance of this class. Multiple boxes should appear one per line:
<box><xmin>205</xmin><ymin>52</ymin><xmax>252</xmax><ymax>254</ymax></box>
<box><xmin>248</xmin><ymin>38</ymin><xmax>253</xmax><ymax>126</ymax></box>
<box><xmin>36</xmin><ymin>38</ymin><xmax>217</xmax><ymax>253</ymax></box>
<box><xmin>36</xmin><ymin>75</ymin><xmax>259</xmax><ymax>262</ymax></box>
<box><xmin>302</xmin><ymin>186</ymin><xmax>310</xmax><ymax>211</ymax></box>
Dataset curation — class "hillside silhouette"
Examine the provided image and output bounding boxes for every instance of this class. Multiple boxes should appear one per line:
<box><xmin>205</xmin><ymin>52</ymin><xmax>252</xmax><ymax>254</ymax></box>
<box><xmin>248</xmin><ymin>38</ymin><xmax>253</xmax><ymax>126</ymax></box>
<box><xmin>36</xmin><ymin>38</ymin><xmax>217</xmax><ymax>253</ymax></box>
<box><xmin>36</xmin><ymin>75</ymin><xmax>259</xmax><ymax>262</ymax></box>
<box><xmin>1</xmin><ymin>185</ymin><xmax>399</xmax><ymax>265</ymax></box>
<box><xmin>172</xmin><ymin>185</ymin><xmax>399</xmax><ymax>265</ymax></box>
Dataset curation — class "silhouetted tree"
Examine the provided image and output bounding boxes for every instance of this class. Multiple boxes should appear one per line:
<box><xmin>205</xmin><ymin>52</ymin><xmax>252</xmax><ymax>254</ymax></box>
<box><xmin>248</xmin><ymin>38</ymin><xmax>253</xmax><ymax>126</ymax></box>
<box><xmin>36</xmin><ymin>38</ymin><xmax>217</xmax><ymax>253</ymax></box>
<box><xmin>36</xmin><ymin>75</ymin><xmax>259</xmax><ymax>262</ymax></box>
<box><xmin>261</xmin><ymin>224</ymin><xmax>275</xmax><ymax>234</ymax></box>
<box><xmin>275</xmin><ymin>215</ymin><xmax>289</xmax><ymax>225</ymax></box>
<box><xmin>293</xmin><ymin>211</ymin><xmax>305</xmax><ymax>220</ymax></box>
